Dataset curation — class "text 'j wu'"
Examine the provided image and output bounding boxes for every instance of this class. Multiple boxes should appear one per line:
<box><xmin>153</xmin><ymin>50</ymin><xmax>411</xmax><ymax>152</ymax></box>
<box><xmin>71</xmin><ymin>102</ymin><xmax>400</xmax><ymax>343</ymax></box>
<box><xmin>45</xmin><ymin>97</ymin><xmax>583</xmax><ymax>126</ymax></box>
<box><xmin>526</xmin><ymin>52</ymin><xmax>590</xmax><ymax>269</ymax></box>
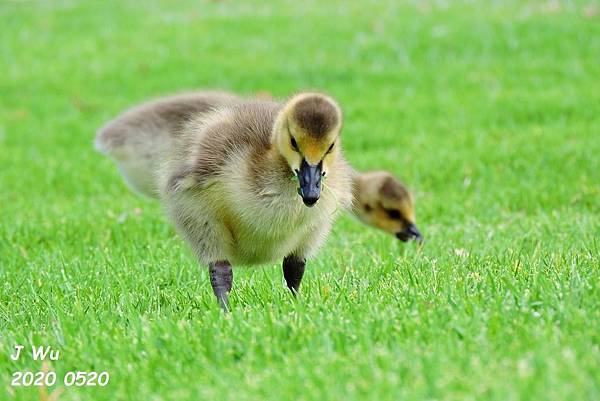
<box><xmin>10</xmin><ymin>345</ymin><xmax>60</xmax><ymax>361</ymax></box>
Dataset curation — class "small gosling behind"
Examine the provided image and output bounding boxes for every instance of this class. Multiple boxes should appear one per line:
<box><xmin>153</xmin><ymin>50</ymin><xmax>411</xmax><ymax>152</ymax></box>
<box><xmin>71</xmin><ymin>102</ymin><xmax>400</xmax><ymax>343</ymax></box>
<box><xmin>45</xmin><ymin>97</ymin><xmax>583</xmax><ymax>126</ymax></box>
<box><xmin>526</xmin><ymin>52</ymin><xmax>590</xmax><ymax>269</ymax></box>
<box><xmin>352</xmin><ymin>171</ymin><xmax>423</xmax><ymax>243</ymax></box>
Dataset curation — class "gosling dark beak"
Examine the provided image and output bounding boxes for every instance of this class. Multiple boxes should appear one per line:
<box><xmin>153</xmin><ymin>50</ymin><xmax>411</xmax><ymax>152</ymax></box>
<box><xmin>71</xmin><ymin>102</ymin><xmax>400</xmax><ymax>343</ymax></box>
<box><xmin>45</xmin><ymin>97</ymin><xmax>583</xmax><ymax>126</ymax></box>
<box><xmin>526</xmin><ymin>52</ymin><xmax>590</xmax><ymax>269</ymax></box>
<box><xmin>396</xmin><ymin>223</ymin><xmax>424</xmax><ymax>243</ymax></box>
<box><xmin>296</xmin><ymin>159</ymin><xmax>322</xmax><ymax>207</ymax></box>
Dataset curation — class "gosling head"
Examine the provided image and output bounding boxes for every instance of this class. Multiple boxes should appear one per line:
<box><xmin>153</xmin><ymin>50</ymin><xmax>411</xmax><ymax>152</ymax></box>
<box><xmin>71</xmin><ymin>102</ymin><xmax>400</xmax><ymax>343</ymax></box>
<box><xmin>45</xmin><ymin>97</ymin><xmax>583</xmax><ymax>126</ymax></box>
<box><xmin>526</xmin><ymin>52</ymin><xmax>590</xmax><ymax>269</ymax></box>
<box><xmin>273</xmin><ymin>93</ymin><xmax>342</xmax><ymax>207</ymax></box>
<box><xmin>354</xmin><ymin>172</ymin><xmax>423</xmax><ymax>243</ymax></box>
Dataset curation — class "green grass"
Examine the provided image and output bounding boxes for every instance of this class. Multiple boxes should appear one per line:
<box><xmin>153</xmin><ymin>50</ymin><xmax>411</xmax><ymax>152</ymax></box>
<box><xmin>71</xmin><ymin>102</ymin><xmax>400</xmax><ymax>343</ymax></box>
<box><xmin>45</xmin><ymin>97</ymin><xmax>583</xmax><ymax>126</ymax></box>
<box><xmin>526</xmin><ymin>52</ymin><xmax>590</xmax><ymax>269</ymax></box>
<box><xmin>1</xmin><ymin>1</ymin><xmax>600</xmax><ymax>400</ymax></box>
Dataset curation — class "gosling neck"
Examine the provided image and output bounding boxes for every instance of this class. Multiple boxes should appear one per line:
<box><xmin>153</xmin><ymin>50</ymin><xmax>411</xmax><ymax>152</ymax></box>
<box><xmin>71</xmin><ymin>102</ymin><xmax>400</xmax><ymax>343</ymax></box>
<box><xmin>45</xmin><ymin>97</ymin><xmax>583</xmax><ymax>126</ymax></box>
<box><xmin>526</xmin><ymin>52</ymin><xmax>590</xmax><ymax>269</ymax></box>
<box><xmin>350</xmin><ymin>169</ymin><xmax>363</xmax><ymax>215</ymax></box>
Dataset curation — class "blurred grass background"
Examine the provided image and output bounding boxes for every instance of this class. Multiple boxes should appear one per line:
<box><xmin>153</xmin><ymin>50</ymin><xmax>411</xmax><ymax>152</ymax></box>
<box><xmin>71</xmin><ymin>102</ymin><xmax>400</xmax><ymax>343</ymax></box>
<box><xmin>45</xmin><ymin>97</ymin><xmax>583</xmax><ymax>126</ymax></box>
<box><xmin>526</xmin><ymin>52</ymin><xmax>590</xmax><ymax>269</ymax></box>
<box><xmin>1</xmin><ymin>1</ymin><xmax>599</xmax><ymax>400</ymax></box>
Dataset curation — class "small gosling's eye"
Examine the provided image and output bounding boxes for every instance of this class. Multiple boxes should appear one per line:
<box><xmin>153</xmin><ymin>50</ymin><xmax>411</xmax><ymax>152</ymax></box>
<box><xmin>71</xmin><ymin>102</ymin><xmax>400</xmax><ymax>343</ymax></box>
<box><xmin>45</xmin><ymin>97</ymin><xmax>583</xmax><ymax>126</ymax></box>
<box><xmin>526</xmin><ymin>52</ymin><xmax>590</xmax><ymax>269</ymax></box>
<box><xmin>290</xmin><ymin>136</ymin><xmax>299</xmax><ymax>152</ymax></box>
<box><xmin>326</xmin><ymin>142</ymin><xmax>335</xmax><ymax>154</ymax></box>
<box><xmin>384</xmin><ymin>208</ymin><xmax>401</xmax><ymax>220</ymax></box>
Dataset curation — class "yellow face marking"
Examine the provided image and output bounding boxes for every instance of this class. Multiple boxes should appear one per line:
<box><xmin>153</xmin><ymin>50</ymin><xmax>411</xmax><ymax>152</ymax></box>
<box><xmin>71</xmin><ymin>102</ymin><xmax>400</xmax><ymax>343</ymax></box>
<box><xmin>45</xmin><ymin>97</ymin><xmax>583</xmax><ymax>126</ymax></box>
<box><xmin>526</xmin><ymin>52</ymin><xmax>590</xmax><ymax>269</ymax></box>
<box><xmin>399</xmin><ymin>202</ymin><xmax>416</xmax><ymax>224</ymax></box>
<box><xmin>303</xmin><ymin>142</ymin><xmax>325</xmax><ymax>165</ymax></box>
<box><xmin>293</xmin><ymin>128</ymin><xmax>337</xmax><ymax>165</ymax></box>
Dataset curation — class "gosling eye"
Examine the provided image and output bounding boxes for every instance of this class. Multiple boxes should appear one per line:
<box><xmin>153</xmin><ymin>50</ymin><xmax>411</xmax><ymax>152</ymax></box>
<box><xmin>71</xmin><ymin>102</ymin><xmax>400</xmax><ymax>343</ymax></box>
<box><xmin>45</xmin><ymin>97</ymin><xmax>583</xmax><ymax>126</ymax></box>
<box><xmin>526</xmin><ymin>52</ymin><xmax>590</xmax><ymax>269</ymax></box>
<box><xmin>290</xmin><ymin>136</ymin><xmax>299</xmax><ymax>152</ymax></box>
<box><xmin>384</xmin><ymin>208</ymin><xmax>401</xmax><ymax>220</ymax></box>
<box><xmin>326</xmin><ymin>142</ymin><xmax>335</xmax><ymax>154</ymax></box>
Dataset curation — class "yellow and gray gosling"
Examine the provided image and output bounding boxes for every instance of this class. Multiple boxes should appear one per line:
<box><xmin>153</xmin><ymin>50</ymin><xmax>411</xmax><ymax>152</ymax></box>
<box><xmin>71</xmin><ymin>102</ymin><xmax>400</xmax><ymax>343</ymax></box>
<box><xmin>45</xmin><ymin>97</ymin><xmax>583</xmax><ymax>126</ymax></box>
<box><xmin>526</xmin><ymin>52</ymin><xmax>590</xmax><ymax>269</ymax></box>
<box><xmin>352</xmin><ymin>171</ymin><xmax>423</xmax><ymax>243</ymax></box>
<box><xmin>99</xmin><ymin>92</ymin><xmax>353</xmax><ymax>309</ymax></box>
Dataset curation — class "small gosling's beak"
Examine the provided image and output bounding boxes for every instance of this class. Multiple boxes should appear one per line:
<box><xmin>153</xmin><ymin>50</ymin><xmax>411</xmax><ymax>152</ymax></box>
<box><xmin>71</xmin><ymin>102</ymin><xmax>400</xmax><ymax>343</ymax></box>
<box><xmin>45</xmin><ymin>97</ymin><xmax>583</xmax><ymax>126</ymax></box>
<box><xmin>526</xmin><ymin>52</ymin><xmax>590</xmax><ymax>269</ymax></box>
<box><xmin>296</xmin><ymin>159</ymin><xmax>322</xmax><ymax>207</ymax></box>
<box><xmin>396</xmin><ymin>223</ymin><xmax>424</xmax><ymax>243</ymax></box>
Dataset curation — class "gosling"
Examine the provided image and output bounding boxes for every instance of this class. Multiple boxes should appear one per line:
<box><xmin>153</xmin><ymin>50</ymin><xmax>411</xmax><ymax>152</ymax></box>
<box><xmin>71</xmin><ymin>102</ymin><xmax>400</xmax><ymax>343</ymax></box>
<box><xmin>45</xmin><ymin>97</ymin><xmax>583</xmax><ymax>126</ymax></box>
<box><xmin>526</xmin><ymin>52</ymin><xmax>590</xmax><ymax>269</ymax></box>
<box><xmin>100</xmin><ymin>92</ymin><xmax>353</xmax><ymax>309</ymax></box>
<box><xmin>352</xmin><ymin>171</ymin><xmax>423</xmax><ymax>243</ymax></box>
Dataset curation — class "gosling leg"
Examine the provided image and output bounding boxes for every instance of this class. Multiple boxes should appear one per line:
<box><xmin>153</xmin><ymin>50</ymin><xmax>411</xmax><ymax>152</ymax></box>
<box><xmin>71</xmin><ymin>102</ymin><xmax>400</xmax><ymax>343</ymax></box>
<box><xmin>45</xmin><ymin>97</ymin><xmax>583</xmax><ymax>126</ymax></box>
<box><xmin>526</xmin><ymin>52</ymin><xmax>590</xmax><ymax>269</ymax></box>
<box><xmin>209</xmin><ymin>261</ymin><xmax>233</xmax><ymax>311</ymax></box>
<box><xmin>282</xmin><ymin>255</ymin><xmax>306</xmax><ymax>295</ymax></box>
